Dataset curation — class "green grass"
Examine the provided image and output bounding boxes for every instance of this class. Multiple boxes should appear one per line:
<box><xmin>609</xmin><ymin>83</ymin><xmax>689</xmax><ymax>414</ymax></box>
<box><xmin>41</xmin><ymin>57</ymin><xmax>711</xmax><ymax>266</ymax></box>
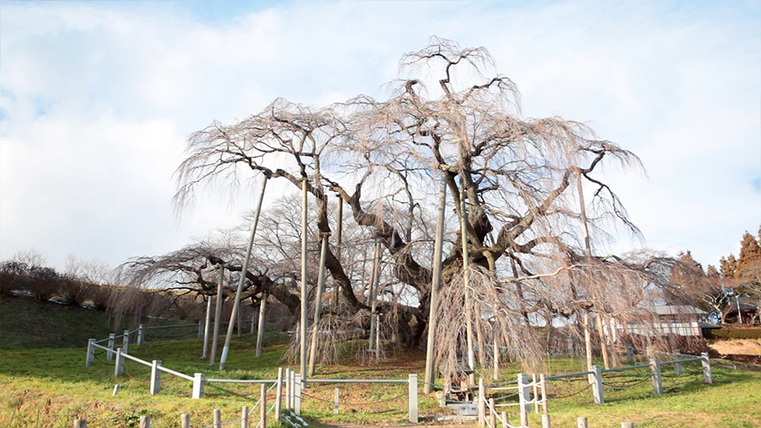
<box><xmin>1</xmin><ymin>297</ymin><xmax>760</xmax><ymax>427</ymax></box>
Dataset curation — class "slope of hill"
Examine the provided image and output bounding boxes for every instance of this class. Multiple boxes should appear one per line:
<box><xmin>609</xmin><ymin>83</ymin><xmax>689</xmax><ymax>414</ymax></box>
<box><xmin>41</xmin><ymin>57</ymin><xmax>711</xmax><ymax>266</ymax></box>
<box><xmin>0</xmin><ymin>296</ymin><xmax>113</xmax><ymax>349</ymax></box>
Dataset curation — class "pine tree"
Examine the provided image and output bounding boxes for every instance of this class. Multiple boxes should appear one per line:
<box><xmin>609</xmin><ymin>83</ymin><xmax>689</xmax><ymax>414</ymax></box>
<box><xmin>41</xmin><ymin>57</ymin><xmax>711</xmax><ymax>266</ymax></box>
<box><xmin>720</xmin><ymin>255</ymin><xmax>738</xmax><ymax>278</ymax></box>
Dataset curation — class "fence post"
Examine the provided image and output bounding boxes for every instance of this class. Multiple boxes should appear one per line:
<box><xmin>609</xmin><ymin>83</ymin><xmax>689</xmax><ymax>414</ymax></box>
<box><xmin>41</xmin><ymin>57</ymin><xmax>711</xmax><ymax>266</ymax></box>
<box><xmin>532</xmin><ymin>373</ymin><xmax>539</xmax><ymax>413</ymax></box>
<box><xmin>592</xmin><ymin>365</ymin><xmax>604</xmax><ymax>404</ymax></box>
<box><xmin>107</xmin><ymin>333</ymin><xmax>115</xmax><ymax>360</ymax></box>
<box><xmin>242</xmin><ymin>406</ymin><xmax>249</xmax><ymax>428</ymax></box>
<box><xmin>150</xmin><ymin>360</ymin><xmax>162</xmax><ymax>395</ymax></box>
<box><xmin>501</xmin><ymin>411</ymin><xmax>508</xmax><ymax>428</ymax></box>
<box><xmin>180</xmin><ymin>413</ymin><xmax>190</xmax><ymax>428</ymax></box>
<box><xmin>86</xmin><ymin>338</ymin><xmax>95</xmax><ymax>367</ymax></box>
<box><xmin>213</xmin><ymin>409</ymin><xmax>221</xmax><ymax>428</ymax></box>
<box><xmin>520</xmin><ymin>410</ymin><xmax>528</xmax><ymax>428</ymax></box>
<box><xmin>198</xmin><ymin>320</ymin><xmax>203</xmax><ymax>339</ymax></box>
<box><xmin>518</xmin><ymin>373</ymin><xmax>531</xmax><ymax>414</ymax></box>
<box><xmin>334</xmin><ymin>388</ymin><xmax>340</xmax><ymax>415</ymax></box>
<box><xmin>192</xmin><ymin>373</ymin><xmax>205</xmax><ymax>399</ymax></box>
<box><xmin>701</xmin><ymin>352</ymin><xmax>713</xmax><ymax>384</ymax></box>
<box><xmin>478</xmin><ymin>377</ymin><xmax>485</xmax><ymax>427</ymax></box>
<box><xmin>275</xmin><ymin>367</ymin><xmax>283</xmax><ymax>421</ymax></box>
<box><xmin>294</xmin><ymin>373</ymin><xmax>301</xmax><ymax>415</ymax></box>
<box><xmin>114</xmin><ymin>348</ymin><xmax>124</xmax><ymax>377</ymax></box>
<box><xmin>540</xmin><ymin>373</ymin><xmax>548</xmax><ymax>413</ymax></box>
<box><xmin>577</xmin><ymin>416</ymin><xmax>588</xmax><ymax>428</ymax></box>
<box><xmin>626</xmin><ymin>344</ymin><xmax>634</xmax><ymax>363</ymax></box>
<box><xmin>284</xmin><ymin>368</ymin><xmax>291</xmax><ymax>411</ymax></box>
<box><xmin>673</xmin><ymin>350</ymin><xmax>682</xmax><ymax>376</ymax></box>
<box><xmin>489</xmin><ymin>398</ymin><xmax>497</xmax><ymax>428</ymax></box>
<box><xmin>622</xmin><ymin>422</ymin><xmax>634</xmax><ymax>428</ymax></box>
<box><xmin>138</xmin><ymin>324</ymin><xmax>145</xmax><ymax>345</ymax></box>
<box><xmin>139</xmin><ymin>415</ymin><xmax>150</xmax><ymax>428</ymax></box>
<box><xmin>122</xmin><ymin>329</ymin><xmax>130</xmax><ymax>354</ymax></box>
<box><xmin>260</xmin><ymin>384</ymin><xmax>267</xmax><ymax>428</ymax></box>
<box><xmin>73</xmin><ymin>419</ymin><xmax>87</xmax><ymax>428</ymax></box>
<box><xmin>408</xmin><ymin>373</ymin><xmax>418</xmax><ymax>423</ymax></box>
<box><xmin>649</xmin><ymin>356</ymin><xmax>663</xmax><ymax>395</ymax></box>
<box><xmin>542</xmin><ymin>413</ymin><xmax>551</xmax><ymax>428</ymax></box>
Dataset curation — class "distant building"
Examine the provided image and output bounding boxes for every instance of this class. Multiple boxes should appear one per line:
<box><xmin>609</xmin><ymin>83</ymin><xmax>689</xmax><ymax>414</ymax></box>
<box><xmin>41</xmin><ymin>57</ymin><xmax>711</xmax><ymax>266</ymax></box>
<box><xmin>616</xmin><ymin>305</ymin><xmax>707</xmax><ymax>338</ymax></box>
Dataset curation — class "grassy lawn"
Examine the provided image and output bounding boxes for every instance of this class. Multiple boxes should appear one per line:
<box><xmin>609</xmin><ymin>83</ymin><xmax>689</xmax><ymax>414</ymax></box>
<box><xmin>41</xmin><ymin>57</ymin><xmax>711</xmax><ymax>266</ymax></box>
<box><xmin>1</xmin><ymin>297</ymin><xmax>760</xmax><ymax>427</ymax></box>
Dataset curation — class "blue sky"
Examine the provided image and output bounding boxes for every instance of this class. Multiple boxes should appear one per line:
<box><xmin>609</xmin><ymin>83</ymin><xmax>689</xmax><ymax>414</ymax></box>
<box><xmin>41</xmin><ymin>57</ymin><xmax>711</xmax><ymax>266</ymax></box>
<box><xmin>1</xmin><ymin>0</ymin><xmax>759</xmax><ymax>271</ymax></box>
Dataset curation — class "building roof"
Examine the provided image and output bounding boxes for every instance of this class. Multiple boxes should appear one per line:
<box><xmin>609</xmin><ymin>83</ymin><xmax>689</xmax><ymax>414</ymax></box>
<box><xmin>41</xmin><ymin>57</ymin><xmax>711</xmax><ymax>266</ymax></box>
<box><xmin>645</xmin><ymin>305</ymin><xmax>707</xmax><ymax>316</ymax></box>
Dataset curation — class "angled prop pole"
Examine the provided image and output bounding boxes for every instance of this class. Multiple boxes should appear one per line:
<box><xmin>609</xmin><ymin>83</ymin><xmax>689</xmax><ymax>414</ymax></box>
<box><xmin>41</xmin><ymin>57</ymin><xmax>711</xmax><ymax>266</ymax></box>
<box><xmin>424</xmin><ymin>170</ymin><xmax>448</xmax><ymax>394</ymax></box>
<box><xmin>300</xmin><ymin>177</ymin><xmax>309</xmax><ymax>379</ymax></box>
<box><xmin>219</xmin><ymin>175</ymin><xmax>269</xmax><ymax>370</ymax></box>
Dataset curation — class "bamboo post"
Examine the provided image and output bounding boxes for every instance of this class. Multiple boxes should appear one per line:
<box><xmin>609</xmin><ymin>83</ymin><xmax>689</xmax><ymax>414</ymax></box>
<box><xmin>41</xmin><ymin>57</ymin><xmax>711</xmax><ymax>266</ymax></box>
<box><xmin>424</xmin><ymin>171</ymin><xmax>447</xmax><ymax>394</ymax></box>
<box><xmin>275</xmin><ymin>367</ymin><xmax>283</xmax><ymax>421</ymax></box>
<box><xmin>260</xmin><ymin>384</ymin><xmax>267</xmax><ymax>428</ymax></box>
<box><xmin>210</xmin><ymin>265</ymin><xmax>224</xmax><ymax>365</ymax></box>
<box><xmin>202</xmin><ymin>296</ymin><xmax>212</xmax><ymax>359</ymax></box>
<box><xmin>213</xmin><ymin>409</ymin><xmax>221</xmax><ymax>428</ymax></box>
<box><xmin>241</xmin><ymin>406</ymin><xmax>249</xmax><ymax>428</ymax></box>
<box><xmin>300</xmin><ymin>177</ymin><xmax>308</xmax><ymax>379</ymax></box>
<box><xmin>532</xmin><ymin>373</ymin><xmax>539</xmax><ymax>413</ymax></box>
<box><xmin>180</xmin><ymin>414</ymin><xmax>190</xmax><ymax>428</ymax></box>
<box><xmin>308</xmin><ymin>234</ymin><xmax>330</xmax><ymax>376</ymax></box>
<box><xmin>220</xmin><ymin>176</ymin><xmax>269</xmax><ymax>370</ymax></box>
<box><xmin>256</xmin><ymin>291</ymin><xmax>269</xmax><ymax>357</ymax></box>
<box><xmin>139</xmin><ymin>415</ymin><xmax>150</xmax><ymax>428</ymax></box>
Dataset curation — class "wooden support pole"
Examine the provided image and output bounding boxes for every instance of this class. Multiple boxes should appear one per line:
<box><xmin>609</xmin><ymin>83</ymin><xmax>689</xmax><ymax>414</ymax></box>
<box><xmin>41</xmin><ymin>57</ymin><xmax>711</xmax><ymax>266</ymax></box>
<box><xmin>532</xmin><ymin>373</ymin><xmax>539</xmax><ymax>414</ymax></box>
<box><xmin>180</xmin><ymin>414</ymin><xmax>190</xmax><ymax>428</ymax></box>
<box><xmin>501</xmin><ymin>411</ymin><xmax>508</xmax><ymax>428</ymax></box>
<box><xmin>210</xmin><ymin>265</ymin><xmax>224</xmax><ymax>365</ymax></box>
<box><xmin>256</xmin><ymin>291</ymin><xmax>268</xmax><ymax>357</ymax></box>
<box><xmin>260</xmin><ymin>384</ymin><xmax>267</xmax><ymax>428</ymax></box>
<box><xmin>493</xmin><ymin>332</ymin><xmax>500</xmax><ymax>381</ymax></box>
<box><xmin>542</xmin><ymin>413</ymin><xmax>551</xmax><ymax>428</ymax></box>
<box><xmin>595</xmin><ymin>312</ymin><xmax>610</xmax><ymax>369</ymax></box>
<box><xmin>308</xmin><ymin>234</ymin><xmax>329</xmax><ymax>376</ymax></box>
<box><xmin>73</xmin><ymin>419</ymin><xmax>87</xmax><ymax>428</ymax></box>
<box><xmin>202</xmin><ymin>295</ymin><xmax>212</xmax><ymax>359</ymax></box>
<box><xmin>540</xmin><ymin>373</ymin><xmax>548</xmax><ymax>413</ymax></box>
<box><xmin>275</xmin><ymin>367</ymin><xmax>283</xmax><ymax>421</ymax></box>
<box><xmin>334</xmin><ymin>194</ymin><xmax>343</xmax><ymax>308</ymax></box>
<box><xmin>368</xmin><ymin>240</ymin><xmax>380</xmax><ymax>353</ymax></box>
<box><xmin>520</xmin><ymin>410</ymin><xmax>528</xmax><ymax>428</ymax></box>
<box><xmin>213</xmin><ymin>409</ymin><xmax>221</xmax><ymax>428</ymax></box>
<box><xmin>477</xmin><ymin>377</ymin><xmax>485</xmax><ymax>427</ymax></box>
<box><xmin>424</xmin><ymin>172</ymin><xmax>447</xmax><ymax>394</ymax></box>
<box><xmin>577</xmin><ymin>417</ymin><xmax>588</xmax><ymax>428</ymax></box>
<box><xmin>489</xmin><ymin>398</ymin><xmax>497</xmax><ymax>428</ymax></box>
<box><xmin>241</xmin><ymin>406</ymin><xmax>249</xmax><ymax>428</ymax></box>
<box><xmin>459</xmin><ymin>178</ymin><xmax>476</xmax><ymax>385</ymax></box>
<box><xmin>334</xmin><ymin>388</ymin><xmax>340</xmax><ymax>414</ymax></box>
<box><xmin>583</xmin><ymin>311</ymin><xmax>593</xmax><ymax>384</ymax></box>
<box><xmin>221</xmin><ymin>176</ymin><xmax>269</xmax><ymax>370</ymax></box>
<box><xmin>300</xmin><ymin>177</ymin><xmax>308</xmax><ymax>380</ymax></box>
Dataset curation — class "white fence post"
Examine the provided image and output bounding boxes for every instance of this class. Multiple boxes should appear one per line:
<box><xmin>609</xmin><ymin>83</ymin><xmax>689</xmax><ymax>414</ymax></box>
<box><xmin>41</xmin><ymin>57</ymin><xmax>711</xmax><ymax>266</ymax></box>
<box><xmin>701</xmin><ymin>352</ymin><xmax>713</xmax><ymax>384</ymax></box>
<box><xmin>150</xmin><ymin>360</ymin><xmax>162</xmax><ymax>395</ymax></box>
<box><xmin>198</xmin><ymin>320</ymin><xmax>204</xmax><ymax>339</ymax></box>
<box><xmin>114</xmin><ymin>348</ymin><xmax>124</xmax><ymax>377</ymax></box>
<box><xmin>138</xmin><ymin>324</ymin><xmax>145</xmax><ymax>345</ymax></box>
<box><xmin>139</xmin><ymin>415</ymin><xmax>150</xmax><ymax>428</ymax></box>
<box><xmin>180</xmin><ymin>413</ymin><xmax>190</xmax><ymax>428</ymax></box>
<box><xmin>518</xmin><ymin>373</ymin><xmax>531</xmax><ymax>414</ymax></box>
<box><xmin>285</xmin><ymin>368</ymin><xmax>292</xmax><ymax>411</ymax></box>
<box><xmin>260</xmin><ymin>384</ymin><xmax>267</xmax><ymax>428</ymax></box>
<box><xmin>626</xmin><ymin>344</ymin><xmax>634</xmax><ymax>363</ymax></box>
<box><xmin>649</xmin><ymin>357</ymin><xmax>663</xmax><ymax>395</ymax></box>
<box><xmin>591</xmin><ymin>365</ymin><xmax>604</xmax><ymax>404</ymax></box>
<box><xmin>122</xmin><ymin>330</ymin><xmax>130</xmax><ymax>354</ymax></box>
<box><xmin>107</xmin><ymin>333</ymin><xmax>115</xmax><ymax>361</ymax></box>
<box><xmin>242</xmin><ymin>406</ymin><xmax>249</xmax><ymax>428</ymax></box>
<box><xmin>408</xmin><ymin>374</ymin><xmax>418</xmax><ymax>423</ymax></box>
<box><xmin>294</xmin><ymin>373</ymin><xmax>302</xmax><ymax>415</ymax></box>
<box><xmin>192</xmin><ymin>373</ymin><xmax>205</xmax><ymax>399</ymax></box>
<box><xmin>673</xmin><ymin>350</ymin><xmax>682</xmax><ymax>376</ymax></box>
<box><xmin>541</xmin><ymin>413</ymin><xmax>551</xmax><ymax>428</ymax></box>
<box><xmin>86</xmin><ymin>338</ymin><xmax>95</xmax><ymax>367</ymax></box>
<box><xmin>275</xmin><ymin>367</ymin><xmax>283</xmax><ymax>421</ymax></box>
<box><xmin>73</xmin><ymin>419</ymin><xmax>87</xmax><ymax>428</ymax></box>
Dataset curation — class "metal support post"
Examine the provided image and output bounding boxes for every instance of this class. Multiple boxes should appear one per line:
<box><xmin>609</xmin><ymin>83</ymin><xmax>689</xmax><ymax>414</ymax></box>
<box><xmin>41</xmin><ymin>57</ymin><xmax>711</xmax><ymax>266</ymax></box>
<box><xmin>86</xmin><ymin>338</ymin><xmax>95</xmax><ymax>367</ymax></box>
<box><xmin>275</xmin><ymin>367</ymin><xmax>283</xmax><ymax>421</ymax></box>
<box><xmin>424</xmin><ymin>172</ymin><xmax>447</xmax><ymax>394</ymax></box>
<box><xmin>649</xmin><ymin>357</ymin><xmax>663</xmax><ymax>395</ymax></box>
<box><xmin>122</xmin><ymin>330</ymin><xmax>130</xmax><ymax>354</ymax></box>
<box><xmin>138</xmin><ymin>324</ymin><xmax>145</xmax><ymax>345</ymax></box>
<box><xmin>518</xmin><ymin>373</ymin><xmax>531</xmax><ymax>414</ymax></box>
<box><xmin>673</xmin><ymin>350</ymin><xmax>683</xmax><ymax>376</ymax></box>
<box><xmin>294</xmin><ymin>373</ymin><xmax>302</xmax><ymax>415</ymax></box>
<box><xmin>114</xmin><ymin>348</ymin><xmax>124</xmax><ymax>377</ymax></box>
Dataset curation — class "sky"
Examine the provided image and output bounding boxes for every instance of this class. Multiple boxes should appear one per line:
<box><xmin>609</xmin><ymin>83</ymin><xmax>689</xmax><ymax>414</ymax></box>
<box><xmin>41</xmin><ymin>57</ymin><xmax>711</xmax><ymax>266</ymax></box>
<box><xmin>0</xmin><ymin>0</ymin><xmax>759</xmax><ymax>273</ymax></box>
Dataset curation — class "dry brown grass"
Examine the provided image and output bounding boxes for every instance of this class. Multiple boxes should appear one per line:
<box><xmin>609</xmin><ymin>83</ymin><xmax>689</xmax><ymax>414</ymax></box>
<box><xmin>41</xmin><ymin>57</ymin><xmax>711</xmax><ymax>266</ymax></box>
<box><xmin>709</xmin><ymin>338</ymin><xmax>761</xmax><ymax>356</ymax></box>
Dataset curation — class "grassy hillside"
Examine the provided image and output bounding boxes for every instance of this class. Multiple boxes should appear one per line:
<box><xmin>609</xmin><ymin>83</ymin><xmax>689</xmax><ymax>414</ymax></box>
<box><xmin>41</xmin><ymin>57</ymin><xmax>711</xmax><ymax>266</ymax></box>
<box><xmin>1</xmin><ymin>298</ymin><xmax>760</xmax><ymax>427</ymax></box>
<box><xmin>0</xmin><ymin>297</ymin><xmax>113</xmax><ymax>349</ymax></box>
